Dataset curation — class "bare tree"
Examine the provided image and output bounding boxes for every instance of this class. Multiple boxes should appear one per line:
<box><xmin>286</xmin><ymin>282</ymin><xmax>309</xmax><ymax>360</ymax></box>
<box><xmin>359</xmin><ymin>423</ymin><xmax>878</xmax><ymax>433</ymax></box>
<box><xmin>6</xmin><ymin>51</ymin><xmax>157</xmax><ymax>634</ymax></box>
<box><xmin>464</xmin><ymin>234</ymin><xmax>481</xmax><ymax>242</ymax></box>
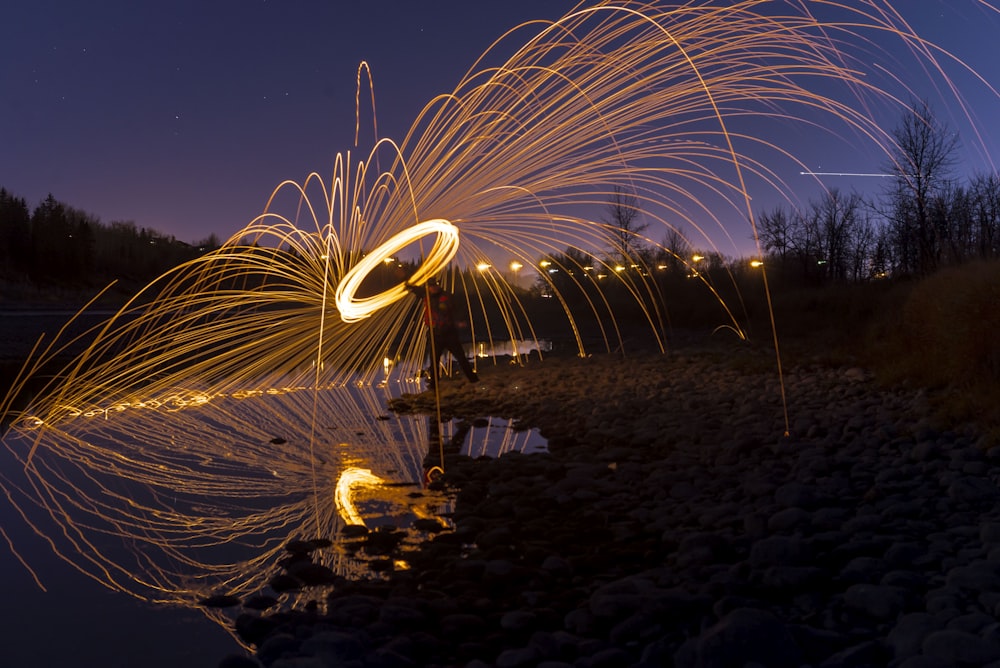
<box><xmin>757</xmin><ymin>206</ymin><xmax>794</xmax><ymax>266</ymax></box>
<box><xmin>969</xmin><ymin>173</ymin><xmax>1000</xmax><ymax>260</ymax></box>
<box><xmin>847</xmin><ymin>207</ymin><xmax>877</xmax><ymax>281</ymax></box>
<box><xmin>658</xmin><ymin>226</ymin><xmax>690</xmax><ymax>273</ymax></box>
<box><xmin>883</xmin><ymin>100</ymin><xmax>959</xmax><ymax>275</ymax></box>
<box><xmin>604</xmin><ymin>186</ymin><xmax>648</xmax><ymax>263</ymax></box>
<box><xmin>811</xmin><ymin>189</ymin><xmax>866</xmax><ymax>281</ymax></box>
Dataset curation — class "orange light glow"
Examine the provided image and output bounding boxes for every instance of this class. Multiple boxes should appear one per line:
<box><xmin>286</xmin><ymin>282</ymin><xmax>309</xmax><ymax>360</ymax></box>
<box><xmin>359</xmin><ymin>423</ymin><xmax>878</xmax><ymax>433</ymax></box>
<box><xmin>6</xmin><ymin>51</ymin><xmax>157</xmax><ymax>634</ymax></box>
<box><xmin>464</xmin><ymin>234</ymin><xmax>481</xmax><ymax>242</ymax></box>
<box><xmin>335</xmin><ymin>219</ymin><xmax>460</xmax><ymax>323</ymax></box>
<box><xmin>1</xmin><ymin>0</ymin><xmax>996</xmax><ymax>635</ymax></box>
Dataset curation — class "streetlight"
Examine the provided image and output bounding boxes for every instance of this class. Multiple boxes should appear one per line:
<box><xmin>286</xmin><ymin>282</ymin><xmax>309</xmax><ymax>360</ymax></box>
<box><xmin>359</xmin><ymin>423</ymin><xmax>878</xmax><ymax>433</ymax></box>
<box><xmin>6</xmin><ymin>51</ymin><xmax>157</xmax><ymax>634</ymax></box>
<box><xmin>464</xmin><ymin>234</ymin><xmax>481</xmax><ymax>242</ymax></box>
<box><xmin>688</xmin><ymin>254</ymin><xmax>704</xmax><ymax>278</ymax></box>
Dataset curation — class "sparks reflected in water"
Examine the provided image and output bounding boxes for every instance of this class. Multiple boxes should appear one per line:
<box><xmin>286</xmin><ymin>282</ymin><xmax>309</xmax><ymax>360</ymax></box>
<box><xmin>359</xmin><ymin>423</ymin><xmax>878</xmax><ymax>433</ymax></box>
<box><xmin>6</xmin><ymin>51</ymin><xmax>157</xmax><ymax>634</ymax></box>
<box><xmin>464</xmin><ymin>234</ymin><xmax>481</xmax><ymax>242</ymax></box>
<box><xmin>0</xmin><ymin>380</ymin><xmax>545</xmax><ymax>627</ymax></box>
<box><xmin>335</xmin><ymin>467</ymin><xmax>388</xmax><ymax>527</ymax></box>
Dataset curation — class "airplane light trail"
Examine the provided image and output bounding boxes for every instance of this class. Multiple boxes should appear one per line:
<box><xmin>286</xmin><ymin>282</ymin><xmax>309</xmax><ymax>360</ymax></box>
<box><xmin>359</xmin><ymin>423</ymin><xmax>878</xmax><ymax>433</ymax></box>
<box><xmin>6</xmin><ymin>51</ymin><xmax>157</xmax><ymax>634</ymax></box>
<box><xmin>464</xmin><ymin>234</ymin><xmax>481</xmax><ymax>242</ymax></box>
<box><xmin>800</xmin><ymin>171</ymin><xmax>895</xmax><ymax>177</ymax></box>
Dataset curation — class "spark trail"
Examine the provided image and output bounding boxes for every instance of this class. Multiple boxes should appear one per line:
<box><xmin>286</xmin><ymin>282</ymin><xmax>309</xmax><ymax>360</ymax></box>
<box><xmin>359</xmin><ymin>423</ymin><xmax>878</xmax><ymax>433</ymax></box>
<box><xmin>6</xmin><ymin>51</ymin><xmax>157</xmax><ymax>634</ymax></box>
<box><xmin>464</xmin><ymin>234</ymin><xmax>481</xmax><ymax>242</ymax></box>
<box><xmin>1</xmin><ymin>0</ymin><xmax>997</xmax><ymax>636</ymax></box>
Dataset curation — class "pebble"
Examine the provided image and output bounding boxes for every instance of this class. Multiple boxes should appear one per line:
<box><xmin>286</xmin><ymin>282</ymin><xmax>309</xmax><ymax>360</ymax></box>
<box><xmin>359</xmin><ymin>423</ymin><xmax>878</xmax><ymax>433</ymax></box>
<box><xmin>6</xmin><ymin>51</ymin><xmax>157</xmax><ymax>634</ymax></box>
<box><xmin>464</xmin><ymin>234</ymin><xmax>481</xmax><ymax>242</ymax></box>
<box><xmin>216</xmin><ymin>345</ymin><xmax>998</xmax><ymax>667</ymax></box>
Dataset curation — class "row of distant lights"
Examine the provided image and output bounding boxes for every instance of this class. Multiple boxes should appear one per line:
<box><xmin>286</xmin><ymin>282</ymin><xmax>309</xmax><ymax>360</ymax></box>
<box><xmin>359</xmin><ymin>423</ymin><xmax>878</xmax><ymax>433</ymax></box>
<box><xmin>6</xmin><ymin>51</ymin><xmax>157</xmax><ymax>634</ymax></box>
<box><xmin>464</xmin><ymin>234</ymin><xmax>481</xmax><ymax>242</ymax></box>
<box><xmin>497</xmin><ymin>255</ymin><xmax>764</xmax><ymax>275</ymax></box>
<box><xmin>380</xmin><ymin>255</ymin><xmax>765</xmax><ymax>276</ymax></box>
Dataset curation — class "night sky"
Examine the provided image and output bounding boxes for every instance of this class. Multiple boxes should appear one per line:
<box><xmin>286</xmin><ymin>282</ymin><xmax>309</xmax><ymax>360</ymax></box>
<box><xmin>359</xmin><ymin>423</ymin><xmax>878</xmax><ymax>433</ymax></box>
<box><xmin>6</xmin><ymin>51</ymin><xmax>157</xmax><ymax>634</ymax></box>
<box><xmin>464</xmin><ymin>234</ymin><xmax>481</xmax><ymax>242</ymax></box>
<box><xmin>4</xmin><ymin>1</ymin><xmax>1000</xmax><ymax>258</ymax></box>
<box><xmin>3</xmin><ymin>1</ymin><xmax>579</xmax><ymax>245</ymax></box>
<box><xmin>0</xmin><ymin>0</ymin><xmax>1000</xmax><ymax>258</ymax></box>
<box><xmin>3</xmin><ymin>0</ymin><xmax>1000</xmax><ymax>261</ymax></box>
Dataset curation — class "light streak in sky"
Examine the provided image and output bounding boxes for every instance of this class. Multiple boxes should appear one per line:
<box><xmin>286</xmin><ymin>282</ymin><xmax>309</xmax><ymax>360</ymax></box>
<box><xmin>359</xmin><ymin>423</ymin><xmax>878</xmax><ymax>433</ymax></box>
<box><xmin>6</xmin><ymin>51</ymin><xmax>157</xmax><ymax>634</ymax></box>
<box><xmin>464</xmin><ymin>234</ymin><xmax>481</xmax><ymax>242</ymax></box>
<box><xmin>1</xmin><ymin>0</ymin><xmax>998</xmax><ymax>640</ymax></box>
<box><xmin>800</xmin><ymin>171</ymin><xmax>896</xmax><ymax>177</ymax></box>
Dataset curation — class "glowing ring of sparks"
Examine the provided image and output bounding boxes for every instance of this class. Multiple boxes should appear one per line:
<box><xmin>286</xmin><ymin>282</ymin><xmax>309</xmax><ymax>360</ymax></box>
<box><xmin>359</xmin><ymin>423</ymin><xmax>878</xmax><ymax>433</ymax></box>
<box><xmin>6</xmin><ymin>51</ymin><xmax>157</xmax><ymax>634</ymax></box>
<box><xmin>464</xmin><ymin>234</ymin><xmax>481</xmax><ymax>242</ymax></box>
<box><xmin>334</xmin><ymin>466</ymin><xmax>384</xmax><ymax>526</ymax></box>
<box><xmin>334</xmin><ymin>219</ymin><xmax>460</xmax><ymax>323</ymax></box>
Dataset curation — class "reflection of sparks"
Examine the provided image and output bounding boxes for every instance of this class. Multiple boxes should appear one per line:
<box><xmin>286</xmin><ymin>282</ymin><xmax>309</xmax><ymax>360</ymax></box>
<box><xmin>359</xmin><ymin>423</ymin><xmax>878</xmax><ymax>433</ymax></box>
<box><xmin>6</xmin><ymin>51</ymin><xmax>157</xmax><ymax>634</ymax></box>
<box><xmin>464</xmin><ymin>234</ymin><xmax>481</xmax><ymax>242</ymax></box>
<box><xmin>334</xmin><ymin>466</ymin><xmax>384</xmax><ymax>526</ymax></box>
<box><xmin>0</xmin><ymin>384</ymin><xmax>459</xmax><ymax>612</ymax></box>
<box><xmin>1</xmin><ymin>380</ymin><xmax>540</xmax><ymax>616</ymax></box>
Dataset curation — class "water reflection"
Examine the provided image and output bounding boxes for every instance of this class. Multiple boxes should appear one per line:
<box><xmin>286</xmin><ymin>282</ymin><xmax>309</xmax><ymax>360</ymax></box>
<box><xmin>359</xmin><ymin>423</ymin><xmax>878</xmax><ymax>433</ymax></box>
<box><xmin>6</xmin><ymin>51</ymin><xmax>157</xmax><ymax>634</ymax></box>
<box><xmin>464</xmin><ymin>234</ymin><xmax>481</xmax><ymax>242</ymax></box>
<box><xmin>0</xmin><ymin>380</ymin><xmax>546</xmax><ymax>631</ymax></box>
<box><xmin>473</xmin><ymin>338</ymin><xmax>552</xmax><ymax>359</ymax></box>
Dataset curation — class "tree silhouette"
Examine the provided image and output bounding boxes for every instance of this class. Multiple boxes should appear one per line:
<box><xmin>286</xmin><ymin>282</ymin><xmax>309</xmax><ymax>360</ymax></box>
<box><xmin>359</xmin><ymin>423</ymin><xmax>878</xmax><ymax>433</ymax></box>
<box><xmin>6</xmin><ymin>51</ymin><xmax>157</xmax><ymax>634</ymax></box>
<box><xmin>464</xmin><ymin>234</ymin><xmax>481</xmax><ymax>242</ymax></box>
<box><xmin>883</xmin><ymin>100</ymin><xmax>959</xmax><ymax>275</ymax></box>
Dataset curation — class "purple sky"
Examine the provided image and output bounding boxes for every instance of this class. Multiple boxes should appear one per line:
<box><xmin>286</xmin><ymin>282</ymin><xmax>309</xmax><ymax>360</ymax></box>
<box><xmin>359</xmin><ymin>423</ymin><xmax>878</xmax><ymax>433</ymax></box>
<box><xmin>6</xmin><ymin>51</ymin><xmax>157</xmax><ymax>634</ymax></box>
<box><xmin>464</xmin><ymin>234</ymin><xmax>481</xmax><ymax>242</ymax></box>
<box><xmin>2</xmin><ymin>1</ymin><xmax>999</xmax><ymax>258</ymax></box>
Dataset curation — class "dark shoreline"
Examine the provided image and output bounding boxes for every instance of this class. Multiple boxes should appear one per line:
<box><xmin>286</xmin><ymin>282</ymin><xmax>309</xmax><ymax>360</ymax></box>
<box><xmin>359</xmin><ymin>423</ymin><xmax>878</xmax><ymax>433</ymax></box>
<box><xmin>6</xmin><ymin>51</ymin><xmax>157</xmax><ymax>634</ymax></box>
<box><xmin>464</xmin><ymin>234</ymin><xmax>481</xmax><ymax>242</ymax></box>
<box><xmin>215</xmin><ymin>344</ymin><xmax>999</xmax><ymax>668</ymax></box>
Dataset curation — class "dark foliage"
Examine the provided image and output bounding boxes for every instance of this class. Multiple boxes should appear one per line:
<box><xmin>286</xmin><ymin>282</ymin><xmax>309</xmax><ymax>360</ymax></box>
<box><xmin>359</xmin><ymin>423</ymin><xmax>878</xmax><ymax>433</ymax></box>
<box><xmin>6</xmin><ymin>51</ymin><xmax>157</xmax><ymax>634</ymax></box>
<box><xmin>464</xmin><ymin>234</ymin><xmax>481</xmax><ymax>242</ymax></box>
<box><xmin>0</xmin><ymin>187</ymin><xmax>221</xmax><ymax>293</ymax></box>
<box><xmin>758</xmin><ymin>102</ymin><xmax>1000</xmax><ymax>283</ymax></box>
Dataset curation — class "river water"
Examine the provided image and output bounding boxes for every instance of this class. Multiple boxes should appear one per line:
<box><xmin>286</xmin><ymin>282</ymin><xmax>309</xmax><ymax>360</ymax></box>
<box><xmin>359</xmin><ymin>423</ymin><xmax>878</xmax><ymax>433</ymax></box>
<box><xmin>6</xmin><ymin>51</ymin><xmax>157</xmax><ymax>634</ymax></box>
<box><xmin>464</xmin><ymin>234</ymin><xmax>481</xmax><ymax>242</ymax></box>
<box><xmin>0</xmin><ymin>316</ymin><xmax>548</xmax><ymax>668</ymax></box>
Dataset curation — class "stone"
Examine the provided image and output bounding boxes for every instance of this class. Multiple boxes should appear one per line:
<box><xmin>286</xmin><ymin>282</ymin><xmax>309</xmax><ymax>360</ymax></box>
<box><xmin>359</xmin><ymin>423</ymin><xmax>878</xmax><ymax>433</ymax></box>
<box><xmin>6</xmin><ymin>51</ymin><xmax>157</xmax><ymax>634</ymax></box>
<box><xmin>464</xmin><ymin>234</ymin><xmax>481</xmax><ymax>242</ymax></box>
<box><xmin>888</xmin><ymin>613</ymin><xmax>940</xmax><ymax>659</ymax></box>
<box><xmin>947</xmin><ymin>560</ymin><xmax>1000</xmax><ymax>591</ymax></box>
<box><xmin>495</xmin><ymin>646</ymin><xmax>542</xmax><ymax>668</ymax></box>
<box><xmin>843</xmin><ymin>584</ymin><xmax>909</xmax><ymax>620</ymax></box>
<box><xmin>299</xmin><ymin>631</ymin><xmax>365</xmax><ymax>662</ymax></box>
<box><xmin>270</xmin><ymin>658</ymin><xmax>329</xmax><ymax>668</ymax></box>
<box><xmin>774</xmin><ymin>481</ymin><xmax>821</xmax><ymax>508</ymax></box>
<box><xmin>768</xmin><ymin>507</ymin><xmax>811</xmax><ymax>532</ymax></box>
<box><xmin>948</xmin><ymin>476</ymin><xmax>1000</xmax><ymax>503</ymax></box>
<box><xmin>674</xmin><ymin>608</ymin><xmax>802</xmax><ymax>668</ymax></box>
<box><xmin>500</xmin><ymin>610</ymin><xmax>538</xmax><ymax>632</ymax></box>
<box><xmin>749</xmin><ymin>535</ymin><xmax>810</xmax><ymax>567</ymax></box>
<box><xmin>922</xmin><ymin>629</ymin><xmax>1000</xmax><ymax>664</ymax></box>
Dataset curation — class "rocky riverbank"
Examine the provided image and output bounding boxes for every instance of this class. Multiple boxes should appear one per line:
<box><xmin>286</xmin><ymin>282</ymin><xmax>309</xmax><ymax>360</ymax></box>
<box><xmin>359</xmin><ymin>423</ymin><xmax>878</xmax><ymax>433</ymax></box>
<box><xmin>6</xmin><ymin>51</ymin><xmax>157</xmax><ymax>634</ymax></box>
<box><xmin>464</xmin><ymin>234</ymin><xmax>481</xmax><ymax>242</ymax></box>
<box><xmin>220</xmin><ymin>340</ymin><xmax>1000</xmax><ymax>668</ymax></box>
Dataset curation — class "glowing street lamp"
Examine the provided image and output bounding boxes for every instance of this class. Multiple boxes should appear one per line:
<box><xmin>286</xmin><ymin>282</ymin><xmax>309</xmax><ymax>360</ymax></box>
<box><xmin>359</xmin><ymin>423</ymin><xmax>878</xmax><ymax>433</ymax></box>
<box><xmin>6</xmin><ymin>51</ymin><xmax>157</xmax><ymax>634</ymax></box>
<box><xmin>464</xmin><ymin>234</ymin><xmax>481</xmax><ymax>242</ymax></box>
<box><xmin>509</xmin><ymin>261</ymin><xmax>523</xmax><ymax>272</ymax></box>
<box><xmin>750</xmin><ymin>259</ymin><xmax>764</xmax><ymax>268</ymax></box>
<box><xmin>476</xmin><ymin>262</ymin><xmax>492</xmax><ymax>272</ymax></box>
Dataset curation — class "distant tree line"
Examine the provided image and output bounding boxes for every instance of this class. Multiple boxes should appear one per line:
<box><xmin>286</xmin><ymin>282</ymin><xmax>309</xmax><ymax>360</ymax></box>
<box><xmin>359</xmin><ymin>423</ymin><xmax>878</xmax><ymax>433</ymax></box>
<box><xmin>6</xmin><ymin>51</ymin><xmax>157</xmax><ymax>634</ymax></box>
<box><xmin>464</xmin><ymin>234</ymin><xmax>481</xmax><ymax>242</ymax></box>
<box><xmin>515</xmin><ymin>101</ymin><xmax>1000</xmax><ymax>336</ymax></box>
<box><xmin>538</xmin><ymin>101</ymin><xmax>1000</xmax><ymax>293</ymax></box>
<box><xmin>0</xmin><ymin>189</ymin><xmax>221</xmax><ymax>288</ymax></box>
<box><xmin>757</xmin><ymin>101</ymin><xmax>1000</xmax><ymax>283</ymax></box>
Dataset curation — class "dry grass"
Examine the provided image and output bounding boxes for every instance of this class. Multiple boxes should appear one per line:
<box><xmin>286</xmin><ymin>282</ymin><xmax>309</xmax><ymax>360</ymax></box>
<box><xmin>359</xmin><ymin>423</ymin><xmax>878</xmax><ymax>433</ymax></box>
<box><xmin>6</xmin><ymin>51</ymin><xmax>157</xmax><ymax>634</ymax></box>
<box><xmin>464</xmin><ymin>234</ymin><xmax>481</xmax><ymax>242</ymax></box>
<box><xmin>747</xmin><ymin>279</ymin><xmax>898</xmax><ymax>365</ymax></box>
<box><xmin>739</xmin><ymin>261</ymin><xmax>1000</xmax><ymax>433</ymax></box>
<box><xmin>862</xmin><ymin>260</ymin><xmax>1000</xmax><ymax>430</ymax></box>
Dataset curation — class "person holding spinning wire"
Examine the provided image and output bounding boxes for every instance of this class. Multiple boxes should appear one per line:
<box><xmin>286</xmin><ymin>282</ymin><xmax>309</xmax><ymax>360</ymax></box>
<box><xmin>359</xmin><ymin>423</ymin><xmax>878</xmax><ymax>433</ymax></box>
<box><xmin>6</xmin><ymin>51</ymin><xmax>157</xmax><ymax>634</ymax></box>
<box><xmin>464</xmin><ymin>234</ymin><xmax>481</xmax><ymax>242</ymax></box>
<box><xmin>405</xmin><ymin>276</ymin><xmax>479</xmax><ymax>390</ymax></box>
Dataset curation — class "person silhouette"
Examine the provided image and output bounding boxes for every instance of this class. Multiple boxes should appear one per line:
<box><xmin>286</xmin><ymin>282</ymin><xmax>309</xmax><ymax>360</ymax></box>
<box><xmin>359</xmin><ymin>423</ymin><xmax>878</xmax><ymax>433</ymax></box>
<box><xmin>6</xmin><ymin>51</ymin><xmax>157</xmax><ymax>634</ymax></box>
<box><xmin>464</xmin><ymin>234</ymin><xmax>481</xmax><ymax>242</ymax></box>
<box><xmin>406</xmin><ymin>277</ymin><xmax>479</xmax><ymax>390</ymax></box>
